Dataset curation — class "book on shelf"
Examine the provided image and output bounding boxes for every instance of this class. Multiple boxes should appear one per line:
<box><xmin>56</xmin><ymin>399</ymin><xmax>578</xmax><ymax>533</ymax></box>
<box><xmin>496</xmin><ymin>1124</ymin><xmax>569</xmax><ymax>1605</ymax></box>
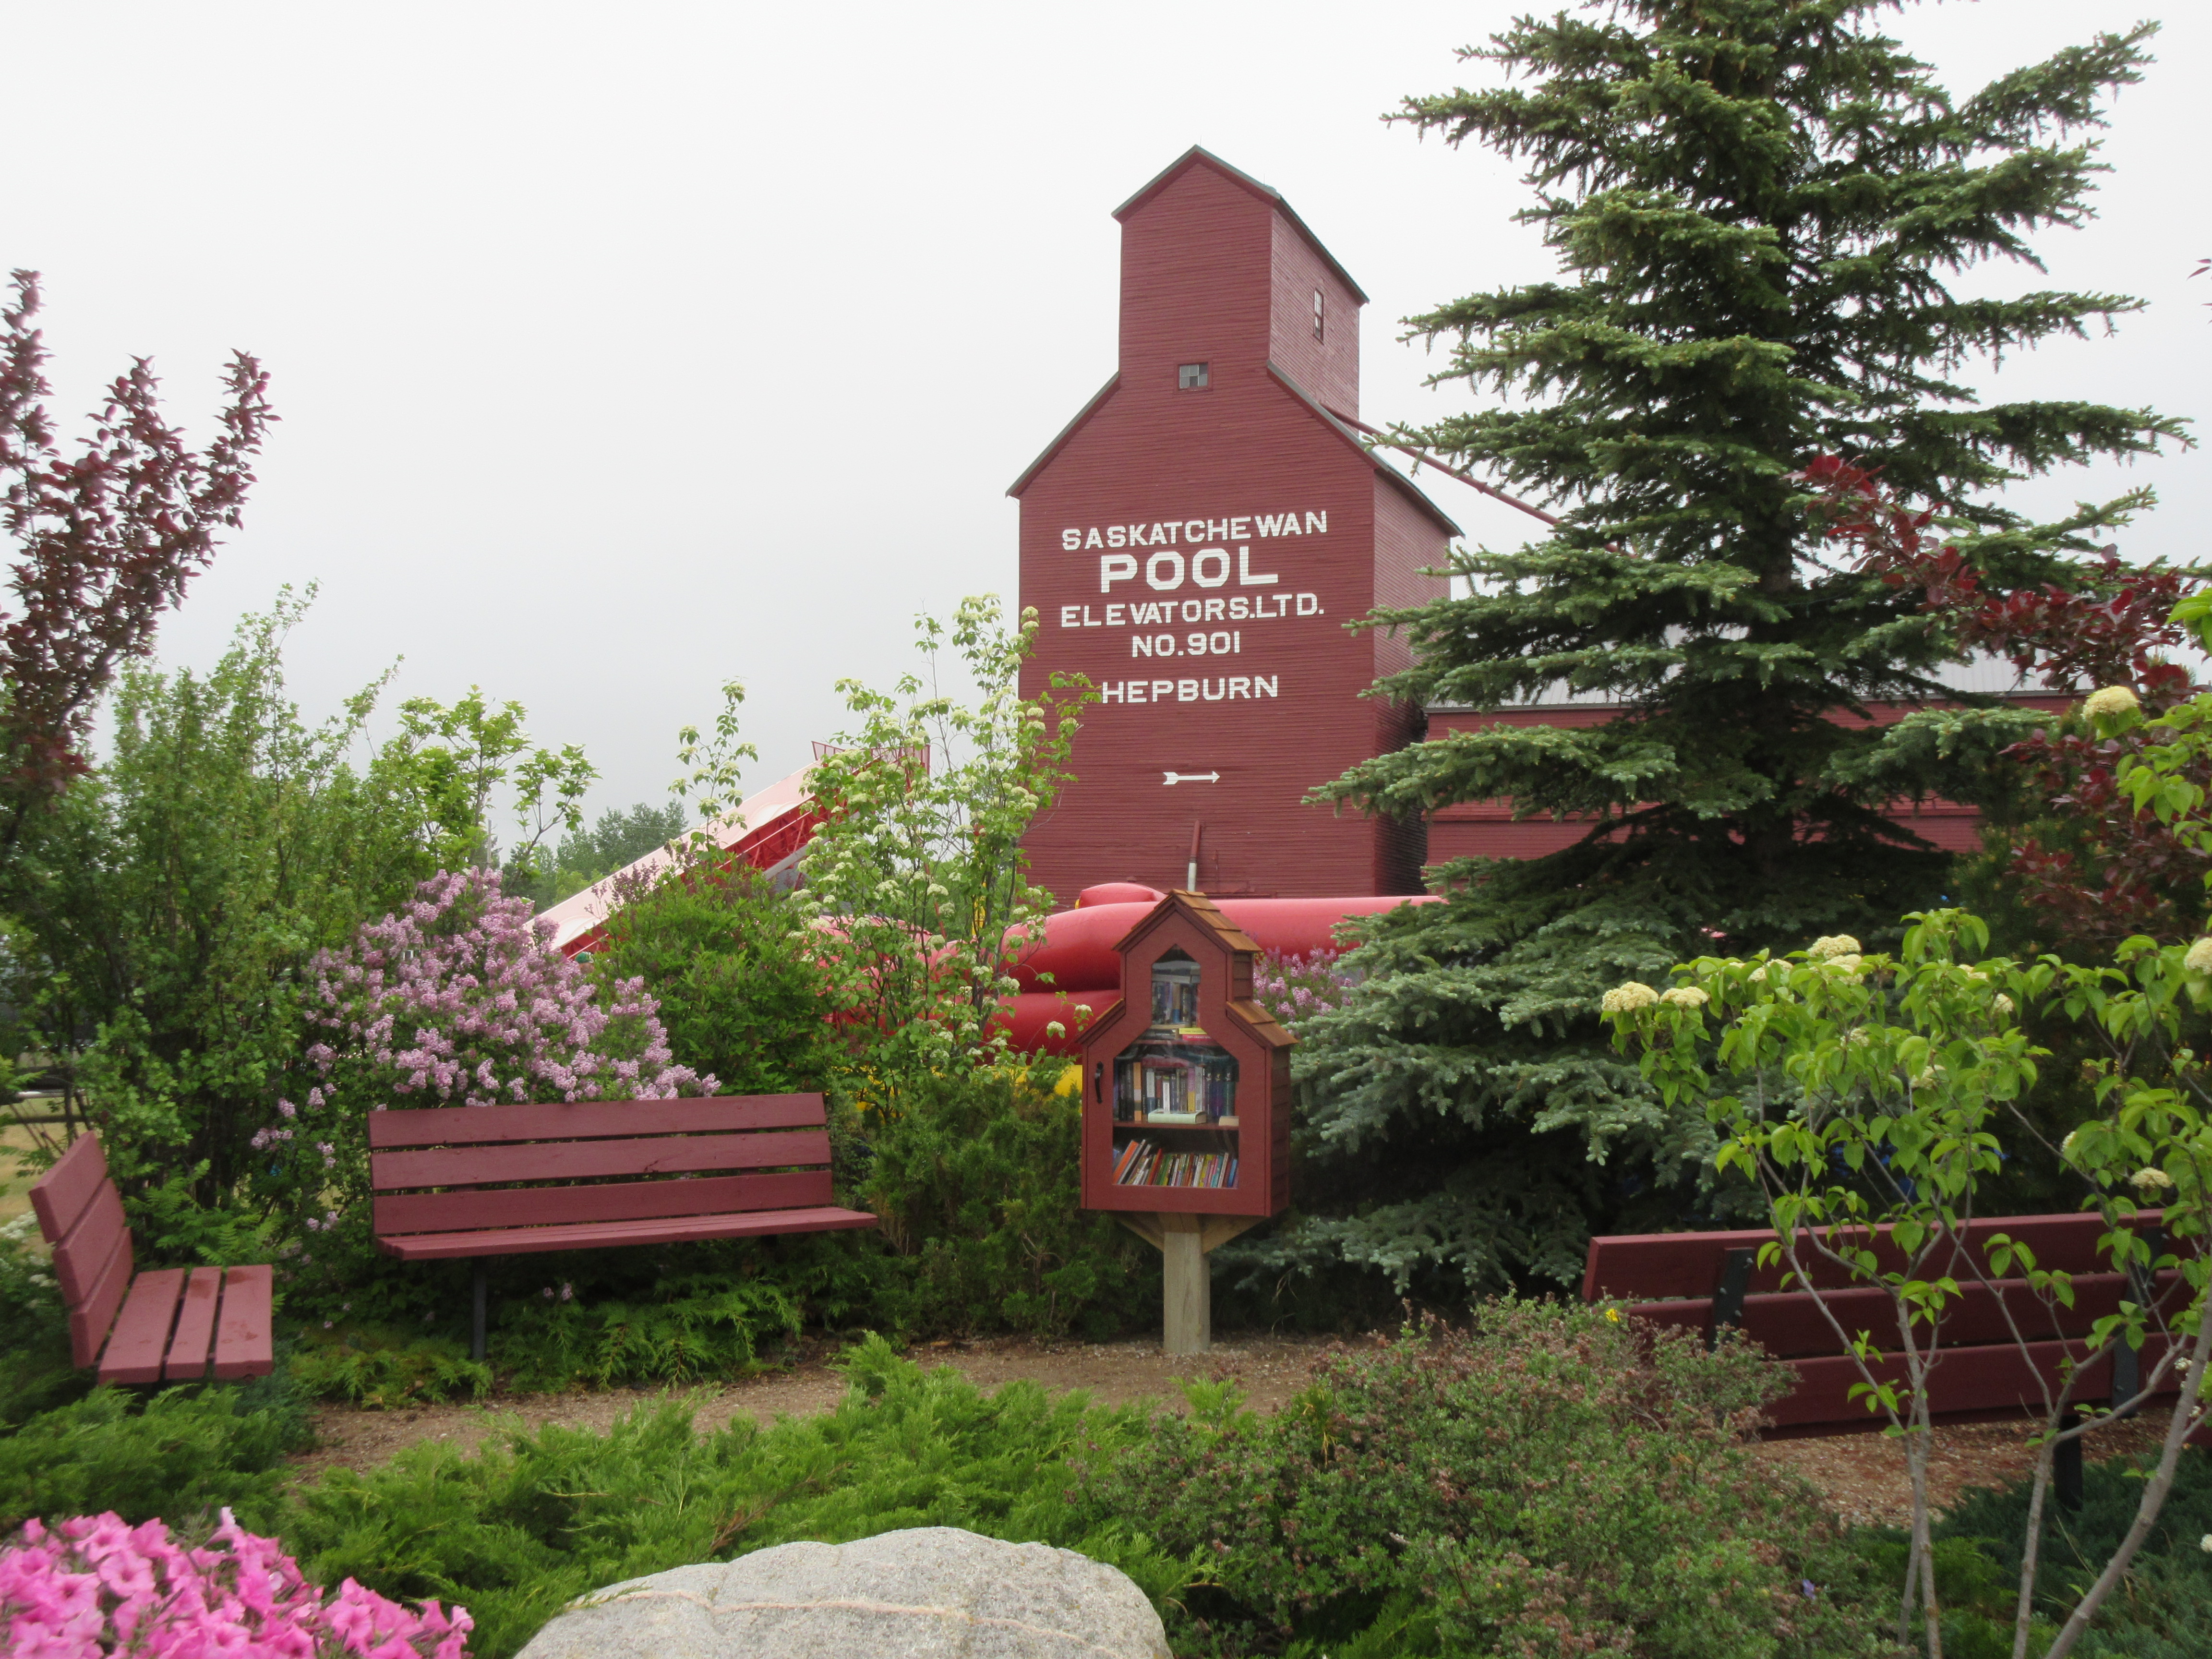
<box><xmin>1109</xmin><ymin>1138</ymin><xmax>1239</xmax><ymax>1190</ymax></box>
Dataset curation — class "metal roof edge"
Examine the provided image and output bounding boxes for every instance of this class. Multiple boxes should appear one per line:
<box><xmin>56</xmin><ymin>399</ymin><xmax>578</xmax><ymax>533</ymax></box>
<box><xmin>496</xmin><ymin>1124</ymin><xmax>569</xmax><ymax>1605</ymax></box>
<box><xmin>1006</xmin><ymin>373</ymin><xmax>1121</xmax><ymax>498</ymax></box>
<box><xmin>1420</xmin><ymin>689</ymin><xmax>2081</xmax><ymax>716</ymax></box>
<box><xmin>1265</xmin><ymin>362</ymin><xmax>1462</xmax><ymax>538</ymax></box>
<box><xmin>1113</xmin><ymin>145</ymin><xmax>1369</xmax><ymax>305</ymax></box>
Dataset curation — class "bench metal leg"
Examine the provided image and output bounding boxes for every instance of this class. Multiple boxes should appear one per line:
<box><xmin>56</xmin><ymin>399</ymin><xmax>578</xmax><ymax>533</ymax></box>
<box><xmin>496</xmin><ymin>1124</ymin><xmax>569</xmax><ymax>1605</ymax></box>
<box><xmin>2055</xmin><ymin>1411</ymin><xmax>2083</xmax><ymax>1514</ymax></box>
<box><xmin>2113</xmin><ymin>1224</ymin><xmax>2164</xmax><ymax>1420</ymax></box>
<box><xmin>1708</xmin><ymin>1248</ymin><xmax>1754</xmax><ymax>1351</ymax></box>
<box><xmin>471</xmin><ymin>1261</ymin><xmax>488</xmax><ymax>1364</ymax></box>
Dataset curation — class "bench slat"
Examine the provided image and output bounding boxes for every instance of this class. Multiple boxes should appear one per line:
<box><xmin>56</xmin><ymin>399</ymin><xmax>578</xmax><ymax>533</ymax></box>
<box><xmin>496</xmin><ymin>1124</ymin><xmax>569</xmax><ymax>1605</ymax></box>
<box><xmin>373</xmin><ymin>1169</ymin><xmax>834</xmax><ymax>1237</ymax></box>
<box><xmin>1770</xmin><ymin>1334</ymin><xmax>2178</xmax><ymax>1430</ymax></box>
<box><xmin>212</xmin><ymin>1264</ymin><xmax>275</xmax><ymax>1380</ymax></box>
<box><xmin>162</xmin><ymin>1267</ymin><xmax>225</xmax><ymax>1381</ymax></box>
<box><xmin>1583</xmin><ymin>1212</ymin><xmax>2163</xmax><ymax>1302</ymax></box>
<box><xmin>372</xmin><ymin>1129</ymin><xmax>831</xmax><ymax>1192</ymax></box>
<box><xmin>98</xmin><ymin>1268</ymin><xmax>187</xmax><ymax>1385</ymax></box>
<box><xmin>65</xmin><ymin>1224</ymin><xmax>134</xmax><ymax>1371</ymax></box>
<box><xmin>366</xmin><ymin>1094</ymin><xmax>827</xmax><ymax>1150</ymax></box>
<box><xmin>51</xmin><ymin>1181</ymin><xmax>129</xmax><ymax>1308</ymax></box>
<box><xmin>377</xmin><ymin>1203</ymin><xmax>880</xmax><ymax>1261</ymax></box>
<box><xmin>1626</xmin><ymin>1268</ymin><xmax>2188</xmax><ymax>1359</ymax></box>
<box><xmin>29</xmin><ymin>1132</ymin><xmax>110</xmax><ymax>1244</ymax></box>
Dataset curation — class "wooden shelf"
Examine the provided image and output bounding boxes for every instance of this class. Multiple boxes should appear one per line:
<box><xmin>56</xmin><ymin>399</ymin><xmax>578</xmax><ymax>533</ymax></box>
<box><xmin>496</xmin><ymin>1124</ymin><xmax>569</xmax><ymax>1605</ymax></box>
<box><xmin>1113</xmin><ymin>1120</ymin><xmax>1238</xmax><ymax>1134</ymax></box>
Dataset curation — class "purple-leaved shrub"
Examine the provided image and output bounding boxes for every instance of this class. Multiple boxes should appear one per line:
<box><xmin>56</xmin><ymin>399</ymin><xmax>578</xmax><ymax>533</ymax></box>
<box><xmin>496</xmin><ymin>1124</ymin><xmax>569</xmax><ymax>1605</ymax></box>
<box><xmin>252</xmin><ymin>869</ymin><xmax>712</xmax><ymax>1265</ymax></box>
<box><xmin>1</xmin><ymin>1508</ymin><xmax>471</xmax><ymax>1657</ymax></box>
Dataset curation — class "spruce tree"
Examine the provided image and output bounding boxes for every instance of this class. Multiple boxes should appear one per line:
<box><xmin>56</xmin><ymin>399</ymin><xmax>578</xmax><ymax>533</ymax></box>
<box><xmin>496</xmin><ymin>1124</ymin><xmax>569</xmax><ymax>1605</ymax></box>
<box><xmin>1252</xmin><ymin>1</ymin><xmax>2188</xmax><ymax>1299</ymax></box>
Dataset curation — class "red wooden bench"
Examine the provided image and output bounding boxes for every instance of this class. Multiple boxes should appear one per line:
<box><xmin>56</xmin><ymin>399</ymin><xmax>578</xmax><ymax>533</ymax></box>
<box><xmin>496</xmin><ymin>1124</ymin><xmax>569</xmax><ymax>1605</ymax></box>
<box><xmin>1585</xmin><ymin>1213</ymin><xmax>2183</xmax><ymax>1434</ymax></box>
<box><xmin>28</xmin><ymin>1134</ymin><xmax>274</xmax><ymax>1385</ymax></box>
<box><xmin>1584</xmin><ymin>1213</ymin><xmax>2198</xmax><ymax>1507</ymax></box>
<box><xmin>369</xmin><ymin>1093</ymin><xmax>878</xmax><ymax>1358</ymax></box>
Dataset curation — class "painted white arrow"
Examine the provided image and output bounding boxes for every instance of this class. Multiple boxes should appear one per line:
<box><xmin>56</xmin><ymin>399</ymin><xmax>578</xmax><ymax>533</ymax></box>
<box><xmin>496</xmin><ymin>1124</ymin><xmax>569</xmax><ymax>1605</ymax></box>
<box><xmin>1162</xmin><ymin>770</ymin><xmax>1221</xmax><ymax>785</ymax></box>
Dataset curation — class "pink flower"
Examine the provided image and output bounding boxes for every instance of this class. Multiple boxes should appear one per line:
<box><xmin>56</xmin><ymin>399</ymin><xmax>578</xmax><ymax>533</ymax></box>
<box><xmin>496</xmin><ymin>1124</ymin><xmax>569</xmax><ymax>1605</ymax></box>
<box><xmin>1</xmin><ymin>1511</ymin><xmax>471</xmax><ymax>1656</ymax></box>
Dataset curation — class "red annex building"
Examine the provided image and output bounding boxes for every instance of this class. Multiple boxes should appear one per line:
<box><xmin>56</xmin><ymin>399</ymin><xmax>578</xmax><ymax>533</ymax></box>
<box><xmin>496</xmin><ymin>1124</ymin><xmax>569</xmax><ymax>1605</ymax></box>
<box><xmin>1013</xmin><ymin>148</ymin><xmax>1456</xmax><ymax>902</ymax></box>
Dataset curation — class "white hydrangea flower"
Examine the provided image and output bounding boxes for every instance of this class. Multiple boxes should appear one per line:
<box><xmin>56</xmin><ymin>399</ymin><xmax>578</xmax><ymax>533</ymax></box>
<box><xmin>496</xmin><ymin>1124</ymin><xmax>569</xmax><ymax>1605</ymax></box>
<box><xmin>1807</xmin><ymin>935</ymin><xmax>1862</xmax><ymax>962</ymax></box>
<box><xmin>1826</xmin><ymin>954</ymin><xmax>1864</xmax><ymax>974</ymax></box>
<box><xmin>2185</xmin><ymin>938</ymin><xmax>2212</xmax><ymax>975</ymax></box>
<box><xmin>1994</xmin><ymin>993</ymin><xmax>2015</xmax><ymax>1017</ymax></box>
<box><xmin>2130</xmin><ymin>1167</ymin><xmax>2176</xmax><ymax>1194</ymax></box>
<box><xmin>1601</xmin><ymin>982</ymin><xmax>1660</xmax><ymax>1014</ymax></box>
<box><xmin>2060</xmin><ymin>1129</ymin><xmax>2081</xmax><ymax>1160</ymax></box>
<box><xmin>1659</xmin><ymin>986</ymin><xmax>1710</xmax><ymax>1008</ymax></box>
<box><xmin>2082</xmin><ymin>685</ymin><xmax>2140</xmax><ymax>720</ymax></box>
<box><xmin>2201</xmin><ymin>1533</ymin><xmax>2212</xmax><ymax>1555</ymax></box>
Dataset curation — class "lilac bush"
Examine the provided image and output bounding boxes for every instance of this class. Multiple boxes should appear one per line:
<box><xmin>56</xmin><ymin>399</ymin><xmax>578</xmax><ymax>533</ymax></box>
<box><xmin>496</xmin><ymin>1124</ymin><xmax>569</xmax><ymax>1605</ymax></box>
<box><xmin>252</xmin><ymin>868</ymin><xmax>712</xmax><ymax>1259</ymax></box>
<box><xmin>1</xmin><ymin>1508</ymin><xmax>471</xmax><ymax>1657</ymax></box>
<box><xmin>1250</xmin><ymin>948</ymin><xmax>1358</xmax><ymax>1031</ymax></box>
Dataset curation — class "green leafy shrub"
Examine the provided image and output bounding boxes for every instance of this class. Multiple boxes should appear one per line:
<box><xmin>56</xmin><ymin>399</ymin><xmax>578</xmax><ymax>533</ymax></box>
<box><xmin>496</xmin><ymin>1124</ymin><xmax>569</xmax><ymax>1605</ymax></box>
<box><xmin>280</xmin><ymin>1335</ymin><xmax>1180</xmax><ymax>1659</ymax></box>
<box><xmin>0</xmin><ymin>1373</ymin><xmax>310</xmax><ymax>1533</ymax></box>
<box><xmin>861</xmin><ymin>1061</ymin><xmax>1155</xmax><ymax>1340</ymax></box>
<box><xmin>0</xmin><ymin>1212</ymin><xmax>83</xmax><ymax>1425</ymax></box>
<box><xmin>584</xmin><ymin>855</ymin><xmax>839</xmax><ymax>1094</ymax></box>
<box><xmin>290</xmin><ymin>1327</ymin><xmax>491</xmax><ymax>1408</ymax></box>
<box><xmin>1069</xmin><ymin>1301</ymin><xmax>1891</xmax><ymax>1658</ymax></box>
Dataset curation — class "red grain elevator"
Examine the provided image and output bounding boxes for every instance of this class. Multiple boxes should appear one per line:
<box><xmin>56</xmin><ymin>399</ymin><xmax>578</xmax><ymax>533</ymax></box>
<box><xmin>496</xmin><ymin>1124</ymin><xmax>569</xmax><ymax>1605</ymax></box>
<box><xmin>1012</xmin><ymin>147</ymin><xmax>1455</xmax><ymax>901</ymax></box>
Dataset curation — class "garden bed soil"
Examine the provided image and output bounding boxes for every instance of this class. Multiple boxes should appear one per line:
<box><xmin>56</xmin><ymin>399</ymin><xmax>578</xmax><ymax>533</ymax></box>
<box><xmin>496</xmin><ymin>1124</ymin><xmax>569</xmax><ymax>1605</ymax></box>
<box><xmin>289</xmin><ymin>1328</ymin><xmax>2181</xmax><ymax>1531</ymax></box>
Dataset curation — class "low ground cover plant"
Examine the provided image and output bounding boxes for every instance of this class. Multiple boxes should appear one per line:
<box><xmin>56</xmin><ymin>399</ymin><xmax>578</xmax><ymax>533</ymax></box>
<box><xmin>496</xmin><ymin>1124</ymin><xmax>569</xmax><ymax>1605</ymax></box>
<box><xmin>1930</xmin><ymin>1450</ymin><xmax>2212</xmax><ymax>1659</ymax></box>
<box><xmin>278</xmin><ymin>1335</ymin><xmax>1179</xmax><ymax>1658</ymax></box>
<box><xmin>0</xmin><ymin>1376</ymin><xmax>310</xmax><ymax>1537</ymax></box>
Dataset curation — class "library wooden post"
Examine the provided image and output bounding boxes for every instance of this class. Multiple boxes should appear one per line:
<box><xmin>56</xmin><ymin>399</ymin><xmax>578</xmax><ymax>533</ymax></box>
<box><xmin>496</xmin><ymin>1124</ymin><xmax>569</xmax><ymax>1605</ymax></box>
<box><xmin>1077</xmin><ymin>890</ymin><xmax>1291</xmax><ymax>1352</ymax></box>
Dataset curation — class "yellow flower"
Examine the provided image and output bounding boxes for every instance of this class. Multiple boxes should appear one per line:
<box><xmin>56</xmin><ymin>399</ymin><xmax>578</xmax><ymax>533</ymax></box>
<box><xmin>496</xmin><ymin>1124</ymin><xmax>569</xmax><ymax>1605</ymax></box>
<box><xmin>1659</xmin><ymin>986</ymin><xmax>1710</xmax><ymax>1008</ymax></box>
<box><xmin>1808</xmin><ymin>935</ymin><xmax>1862</xmax><ymax>962</ymax></box>
<box><xmin>1605</xmin><ymin>1307</ymin><xmax>1622</xmax><ymax>1324</ymax></box>
<box><xmin>2082</xmin><ymin>685</ymin><xmax>2139</xmax><ymax>720</ymax></box>
<box><xmin>1601</xmin><ymin>983</ymin><xmax>1659</xmax><ymax>1014</ymax></box>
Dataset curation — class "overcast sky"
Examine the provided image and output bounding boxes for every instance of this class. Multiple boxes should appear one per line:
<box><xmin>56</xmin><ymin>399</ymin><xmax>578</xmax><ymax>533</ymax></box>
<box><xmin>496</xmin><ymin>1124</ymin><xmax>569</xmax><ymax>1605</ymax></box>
<box><xmin>6</xmin><ymin>0</ymin><xmax>2204</xmax><ymax>837</ymax></box>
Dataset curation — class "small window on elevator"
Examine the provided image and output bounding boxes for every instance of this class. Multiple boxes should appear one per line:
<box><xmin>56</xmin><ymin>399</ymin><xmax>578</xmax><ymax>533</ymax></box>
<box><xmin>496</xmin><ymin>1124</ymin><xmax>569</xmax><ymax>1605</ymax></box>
<box><xmin>1312</xmin><ymin>289</ymin><xmax>1325</xmax><ymax>342</ymax></box>
<box><xmin>1178</xmin><ymin>362</ymin><xmax>1210</xmax><ymax>391</ymax></box>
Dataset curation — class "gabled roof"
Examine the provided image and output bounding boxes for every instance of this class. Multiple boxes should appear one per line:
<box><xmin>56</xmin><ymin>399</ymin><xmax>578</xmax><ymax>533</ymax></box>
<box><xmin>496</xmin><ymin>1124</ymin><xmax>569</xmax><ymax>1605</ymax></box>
<box><xmin>1114</xmin><ymin>146</ymin><xmax>1369</xmax><ymax>305</ymax></box>
<box><xmin>1006</xmin><ymin>359</ymin><xmax>1466</xmax><ymax>537</ymax></box>
<box><xmin>1112</xmin><ymin>890</ymin><xmax>1294</xmax><ymax>1052</ymax></box>
<box><xmin>1006</xmin><ymin>373</ymin><xmax>1118</xmax><ymax>498</ymax></box>
<box><xmin>1266</xmin><ymin>363</ymin><xmax>1462</xmax><ymax>538</ymax></box>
